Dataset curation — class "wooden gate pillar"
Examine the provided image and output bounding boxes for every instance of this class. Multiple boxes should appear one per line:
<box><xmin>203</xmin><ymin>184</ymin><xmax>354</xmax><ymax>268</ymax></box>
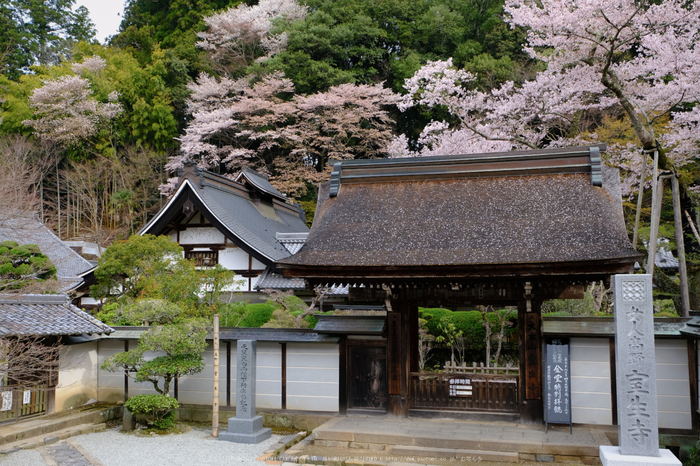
<box><xmin>518</xmin><ymin>289</ymin><xmax>543</xmax><ymax>424</ymax></box>
<box><xmin>387</xmin><ymin>299</ymin><xmax>414</xmax><ymax>417</ymax></box>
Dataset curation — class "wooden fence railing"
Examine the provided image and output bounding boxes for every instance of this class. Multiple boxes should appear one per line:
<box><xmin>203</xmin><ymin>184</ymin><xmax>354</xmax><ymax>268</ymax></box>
<box><xmin>410</xmin><ymin>371</ymin><xmax>518</xmax><ymax>413</ymax></box>
<box><xmin>443</xmin><ymin>361</ymin><xmax>519</xmax><ymax>375</ymax></box>
<box><xmin>0</xmin><ymin>384</ymin><xmax>47</xmax><ymax>423</ymax></box>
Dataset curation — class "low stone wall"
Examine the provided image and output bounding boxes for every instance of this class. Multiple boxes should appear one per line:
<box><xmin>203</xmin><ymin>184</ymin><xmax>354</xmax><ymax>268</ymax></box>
<box><xmin>175</xmin><ymin>404</ymin><xmax>335</xmax><ymax>431</ymax></box>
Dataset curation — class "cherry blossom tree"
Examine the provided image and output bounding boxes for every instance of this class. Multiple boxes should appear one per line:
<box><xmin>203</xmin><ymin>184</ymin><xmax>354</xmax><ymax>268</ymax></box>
<box><xmin>393</xmin><ymin>0</ymin><xmax>700</xmax><ymax>195</ymax></box>
<box><xmin>197</xmin><ymin>0</ymin><xmax>307</xmax><ymax>74</ymax></box>
<box><xmin>170</xmin><ymin>72</ymin><xmax>399</xmax><ymax>197</ymax></box>
<box><xmin>22</xmin><ymin>56</ymin><xmax>122</xmax><ymax>147</ymax></box>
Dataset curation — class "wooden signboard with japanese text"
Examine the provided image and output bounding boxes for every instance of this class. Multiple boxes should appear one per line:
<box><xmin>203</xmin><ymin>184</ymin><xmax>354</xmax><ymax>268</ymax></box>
<box><xmin>544</xmin><ymin>338</ymin><xmax>571</xmax><ymax>433</ymax></box>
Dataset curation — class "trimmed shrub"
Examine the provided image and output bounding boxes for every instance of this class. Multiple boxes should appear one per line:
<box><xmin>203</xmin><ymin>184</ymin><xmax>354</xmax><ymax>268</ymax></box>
<box><xmin>124</xmin><ymin>394</ymin><xmax>179</xmax><ymax>430</ymax></box>
<box><xmin>237</xmin><ymin>303</ymin><xmax>275</xmax><ymax>327</ymax></box>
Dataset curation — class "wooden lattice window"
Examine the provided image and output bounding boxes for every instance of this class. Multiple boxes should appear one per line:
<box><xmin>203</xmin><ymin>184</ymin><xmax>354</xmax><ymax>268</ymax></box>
<box><xmin>185</xmin><ymin>250</ymin><xmax>219</xmax><ymax>267</ymax></box>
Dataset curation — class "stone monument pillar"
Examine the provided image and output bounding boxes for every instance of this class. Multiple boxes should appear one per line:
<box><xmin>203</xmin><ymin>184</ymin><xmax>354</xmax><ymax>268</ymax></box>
<box><xmin>599</xmin><ymin>274</ymin><xmax>680</xmax><ymax>466</ymax></box>
<box><xmin>219</xmin><ymin>340</ymin><xmax>271</xmax><ymax>444</ymax></box>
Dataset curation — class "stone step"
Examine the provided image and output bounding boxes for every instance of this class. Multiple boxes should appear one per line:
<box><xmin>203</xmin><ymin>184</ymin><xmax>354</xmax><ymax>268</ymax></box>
<box><xmin>312</xmin><ymin>433</ymin><xmax>605</xmax><ymax>458</ymax></box>
<box><xmin>311</xmin><ymin>417</ymin><xmax>610</xmax><ymax>460</ymax></box>
<box><xmin>389</xmin><ymin>445</ymin><xmax>519</xmax><ymax>463</ymax></box>
<box><xmin>0</xmin><ymin>406</ymin><xmax>119</xmax><ymax>446</ymax></box>
<box><xmin>0</xmin><ymin>422</ymin><xmax>107</xmax><ymax>453</ymax></box>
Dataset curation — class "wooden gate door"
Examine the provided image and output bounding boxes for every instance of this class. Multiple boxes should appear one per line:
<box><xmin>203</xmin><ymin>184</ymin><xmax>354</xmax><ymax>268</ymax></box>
<box><xmin>348</xmin><ymin>346</ymin><xmax>387</xmax><ymax>411</ymax></box>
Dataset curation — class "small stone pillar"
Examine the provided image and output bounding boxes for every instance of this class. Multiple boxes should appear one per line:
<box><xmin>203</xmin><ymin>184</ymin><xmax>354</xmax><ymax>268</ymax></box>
<box><xmin>219</xmin><ymin>340</ymin><xmax>271</xmax><ymax>444</ymax></box>
<box><xmin>599</xmin><ymin>274</ymin><xmax>680</xmax><ymax>466</ymax></box>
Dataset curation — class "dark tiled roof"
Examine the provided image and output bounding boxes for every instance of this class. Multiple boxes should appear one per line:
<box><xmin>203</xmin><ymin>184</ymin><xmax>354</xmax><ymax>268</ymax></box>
<box><xmin>141</xmin><ymin>168</ymin><xmax>309</xmax><ymax>264</ymax></box>
<box><xmin>255</xmin><ymin>268</ymin><xmax>306</xmax><ymax>290</ymax></box>
<box><xmin>255</xmin><ymin>267</ymin><xmax>349</xmax><ymax>295</ymax></box>
<box><xmin>0</xmin><ymin>216</ymin><xmax>93</xmax><ymax>291</ymax></box>
<box><xmin>680</xmin><ymin>316</ymin><xmax>700</xmax><ymax>339</ymax></box>
<box><xmin>0</xmin><ymin>294</ymin><xmax>113</xmax><ymax>336</ymax></box>
<box><xmin>314</xmin><ymin>314</ymin><xmax>386</xmax><ymax>335</ymax></box>
<box><xmin>104</xmin><ymin>326</ymin><xmax>338</xmax><ymax>343</ymax></box>
<box><xmin>276</xmin><ymin>232</ymin><xmax>308</xmax><ymax>255</ymax></box>
<box><xmin>236</xmin><ymin>168</ymin><xmax>288</xmax><ymax>201</ymax></box>
<box><xmin>279</xmin><ymin>147</ymin><xmax>639</xmax><ymax>276</ymax></box>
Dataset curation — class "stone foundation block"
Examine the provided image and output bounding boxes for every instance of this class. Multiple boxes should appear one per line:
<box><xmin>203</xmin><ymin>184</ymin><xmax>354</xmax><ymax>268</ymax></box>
<box><xmin>600</xmin><ymin>446</ymin><xmax>681</xmax><ymax>466</ymax></box>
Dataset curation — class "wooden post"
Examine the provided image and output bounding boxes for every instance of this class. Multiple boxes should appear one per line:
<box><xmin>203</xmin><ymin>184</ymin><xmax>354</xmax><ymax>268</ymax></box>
<box><xmin>518</xmin><ymin>282</ymin><xmax>543</xmax><ymax>424</ymax></box>
<box><xmin>685</xmin><ymin>210</ymin><xmax>700</xmax><ymax>246</ymax></box>
<box><xmin>671</xmin><ymin>176</ymin><xmax>690</xmax><ymax>317</ymax></box>
<box><xmin>633</xmin><ymin>149</ymin><xmax>648</xmax><ymax>249</ymax></box>
<box><xmin>212</xmin><ymin>314</ymin><xmax>219</xmax><ymax>437</ymax></box>
<box><xmin>646</xmin><ymin>175</ymin><xmax>664</xmax><ymax>281</ymax></box>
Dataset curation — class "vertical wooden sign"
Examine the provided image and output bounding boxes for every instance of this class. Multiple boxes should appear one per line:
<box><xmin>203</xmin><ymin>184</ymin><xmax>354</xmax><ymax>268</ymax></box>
<box><xmin>524</xmin><ymin>312</ymin><xmax>542</xmax><ymax>400</ymax></box>
<box><xmin>212</xmin><ymin>314</ymin><xmax>219</xmax><ymax>437</ymax></box>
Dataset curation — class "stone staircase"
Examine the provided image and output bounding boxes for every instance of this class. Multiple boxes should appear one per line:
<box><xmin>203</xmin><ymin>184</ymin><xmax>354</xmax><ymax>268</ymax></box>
<box><xmin>0</xmin><ymin>405</ymin><xmax>119</xmax><ymax>454</ymax></box>
<box><xmin>284</xmin><ymin>416</ymin><xmax>612</xmax><ymax>465</ymax></box>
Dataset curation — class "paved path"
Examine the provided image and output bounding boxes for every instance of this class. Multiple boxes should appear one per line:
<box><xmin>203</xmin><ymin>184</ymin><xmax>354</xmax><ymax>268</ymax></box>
<box><xmin>42</xmin><ymin>441</ymin><xmax>96</xmax><ymax>466</ymax></box>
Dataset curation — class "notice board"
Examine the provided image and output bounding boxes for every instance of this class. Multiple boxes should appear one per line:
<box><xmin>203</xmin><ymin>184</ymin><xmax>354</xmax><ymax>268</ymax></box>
<box><xmin>544</xmin><ymin>338</ymin><xmax>571</xmax><ymax>432</ymax></box>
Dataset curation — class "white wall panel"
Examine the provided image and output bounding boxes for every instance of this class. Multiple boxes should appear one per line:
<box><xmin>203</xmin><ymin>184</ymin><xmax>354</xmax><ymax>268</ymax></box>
<box><xmin>655</xmin><ymin>339</ymin><xmax>691</xmax><ymax>429</ymax></box>
<box><xmin>570</xmin><ymin>338</ymin><xmax>612</xmax><ymax>425</ymax></box>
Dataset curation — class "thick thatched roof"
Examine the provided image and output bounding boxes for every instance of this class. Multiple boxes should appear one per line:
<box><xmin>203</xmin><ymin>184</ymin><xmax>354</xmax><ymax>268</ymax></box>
<box><xmin>277</xmin><ymin>145</ymin><xmax>640</xmax><ymax>280</ymax></box>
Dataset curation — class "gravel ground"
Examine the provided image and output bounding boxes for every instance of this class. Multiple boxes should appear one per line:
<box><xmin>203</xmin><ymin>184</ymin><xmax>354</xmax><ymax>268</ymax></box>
<box><xmin>0</xmin><ymin>448</ymin><xmax>43</xmax><ymax>466</ymax></box>
<box><xmin>0</xmin><ymin>426</ymin><xmax>283</xmax><ymax>466</ymax></box>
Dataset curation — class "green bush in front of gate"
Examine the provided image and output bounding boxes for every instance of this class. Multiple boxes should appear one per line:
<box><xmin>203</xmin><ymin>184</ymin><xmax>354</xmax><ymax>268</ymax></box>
<box><xmin>419</xmin><ymin>308</ymin><xmax>519</xmax><ymax>366</ymax></box>
<box><xmin>419</xmin><ymin>308</ymin><xmax>487</xmax><ymax>352</ymax></box>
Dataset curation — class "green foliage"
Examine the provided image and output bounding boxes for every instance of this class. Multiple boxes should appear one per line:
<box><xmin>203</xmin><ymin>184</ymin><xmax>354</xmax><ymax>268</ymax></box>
<box><xmin>0</xmin><ymin>241</ymin><xmax>56</xmax><ymax>290</ymax></box>
<box><xmin>419</xmin><ymin>307</ymin><xmax>518</xmax><ymax>367</ymax></box>
<box><xmin>91</xmin><ymin>234</ymin><xmax>200</xmax><ymax>311</ymax></box>
<box><xmin>258</xmin><ymin>0</ymin><xmax>528</xmax><ymax>94</ymax></box>
<box><xmin>124</xmin><ymin>394</ymin><xmax>179</xmax><ymax>430</ymax></box>
<box><xmin>228</xmin><ymin>303</ymin><xmax>275</xmax><ymax>328</ymax></box>
<box><xmin>419</xmin><ymin>308</ymin><xmax>486</xmax><ymax>350</ymax></box>
<box><xmin>685</xmin><ymin>439</ymin><xmax>700</xmax><ymax>466</ymax></box>
<box><xmin>653</xmin><ymin>299</ymin><xmax>678</xmax><ymax>317</ymax></box>
<box><xmin>101</xmin><ymin>319</ymin><xmax>208</xmax><ymax>396</ymax></box>
<box><xmin>0</xmin><ymin>0</ymin><xmax>96</xmax><ymax>80</ymax></box>
<box><xmin>200</xmin><ymin>265</ymin><xmax>240</xmax><ymax>312</ymax></box>
<box><xmin>542</xmin><ymin>292</ymin><xmax>596</xmax><ymax>316</ymax></box>
<box><xmin>97</xmin><ymin>299</ymin><xmax>183</xmax><ymax>326</ymax></box>
<box><xmin>262</xmin><ymin>293</ymin><xmax>312</xmax><ymax>328</ymax></box>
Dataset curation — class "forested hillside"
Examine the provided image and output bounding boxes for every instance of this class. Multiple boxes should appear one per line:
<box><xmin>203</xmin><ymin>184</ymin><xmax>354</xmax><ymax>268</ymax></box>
<box><xmin>1</xmin><ymin>0</ymin><xmax>699</xmax><ymax>306</ymax></box>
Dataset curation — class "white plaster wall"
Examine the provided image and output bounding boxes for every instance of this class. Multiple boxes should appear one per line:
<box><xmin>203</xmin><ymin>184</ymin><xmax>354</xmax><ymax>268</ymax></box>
<box><xmin>655</xmin><ymin>339</ymin><xmax>691</xmax><ymax>429</ymax></box>
<box><xmin>98</xmin><ymin>341</ymin><xmax>339</xmax><ymax>412</ymax></box>
<box><xmin>286</xmin><ymin>343</ymin><xmax>339</xmax><ymax>412</ymax></box>
<box><xmin>252</xmin><ymin>257</ymin><xmax>266</xmax><ymax>269</ymax></box>
<box><xmin>570</xmin><ymin>338</ymin><xmax>612</xmax><ymax>425</ymax></box>
<box><xmin>177</xmin><ymin>342</ymin><xmax>282</xmax><ymax>409</ymax></box>
<box><xmin>55</xmin><ymin>342</ymin><xmax>99</xmax><ymax>412</ymax></box>
<box><xmin>219</xmin><ymin>248</ymin><xmax>249</xmax><ymax>270</ymax></box>
<box><xmin>179</xmin><ymin>227</ymin><xmax>225</xmax><ymax>244</ymax></box>
<box><xmin>96</xmin><ymin>340</ymin><xmax>130</xmax><ymax>404</ymax></box>
<box><xmin>168</xmin><ymin>231</ymin><xmax>177</xmax><ymax>242</ymax></box>
<box><xmin>177</xmin><ymin>342</ymin><xmax>224</xmax><ymax>406</ymax></box>
<box><xmin>80</xmin><ymin>297</ymin><xmax>100</xmax><ymax>307</ymax></box>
